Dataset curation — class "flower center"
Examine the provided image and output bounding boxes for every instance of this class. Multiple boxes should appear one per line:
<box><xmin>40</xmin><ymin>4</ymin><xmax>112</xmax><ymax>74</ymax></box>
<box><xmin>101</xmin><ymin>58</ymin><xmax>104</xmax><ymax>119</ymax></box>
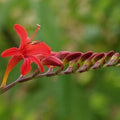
<box><xmin>30</xmin><ymin>24</ymin><xmax>40</xmax><ymax>41</ymax></box>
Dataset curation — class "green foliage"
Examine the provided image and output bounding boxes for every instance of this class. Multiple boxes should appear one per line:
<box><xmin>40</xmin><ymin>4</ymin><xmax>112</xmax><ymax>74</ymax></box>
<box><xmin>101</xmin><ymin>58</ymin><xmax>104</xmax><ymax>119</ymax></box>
<box><xmin>0</xmin><ymin>0</ymin><xmax>120</xmax><ymax>120</ymax></box>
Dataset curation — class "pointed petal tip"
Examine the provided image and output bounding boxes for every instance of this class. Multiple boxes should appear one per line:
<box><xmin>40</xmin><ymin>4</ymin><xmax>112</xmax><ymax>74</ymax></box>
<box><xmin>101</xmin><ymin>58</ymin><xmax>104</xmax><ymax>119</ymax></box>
<box><xmin>0</xmin><ymin>75</ymin><xmax>8</xmax><ymax>88</ymax></box>
<box><xmin>14</xmin><ymin>24</ymin><xmax>23</xmax><ymax>31</ymax></box>
<box><xmin>14</xmin><ymin>24</ymin><xmax>23</xmax><ymax>29</ymax></box>
<box><xmin>1</xmin><ymin>47</ymin><xmax>18</xmax><ymax>58</ymax></box>
<box><xmin>14</xmin><ymin>24</ymin><xmax>19</xmax><ymax>28</ymax></box>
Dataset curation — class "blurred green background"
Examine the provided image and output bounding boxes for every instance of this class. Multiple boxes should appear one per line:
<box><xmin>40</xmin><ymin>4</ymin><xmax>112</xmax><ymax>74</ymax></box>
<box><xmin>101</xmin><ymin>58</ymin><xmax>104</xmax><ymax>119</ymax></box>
<box><xmin>0</xmin><ymin>0</ymin><xmax>120</xmax><ymax>120</ymax></box>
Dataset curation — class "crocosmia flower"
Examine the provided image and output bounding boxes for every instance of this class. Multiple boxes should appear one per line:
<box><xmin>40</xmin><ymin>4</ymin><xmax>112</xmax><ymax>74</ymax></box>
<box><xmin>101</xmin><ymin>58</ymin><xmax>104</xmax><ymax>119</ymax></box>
<box><xmin>1</xmin><ymin>24</ymin><xmax>51</xmax><ymax>88</ymax></box>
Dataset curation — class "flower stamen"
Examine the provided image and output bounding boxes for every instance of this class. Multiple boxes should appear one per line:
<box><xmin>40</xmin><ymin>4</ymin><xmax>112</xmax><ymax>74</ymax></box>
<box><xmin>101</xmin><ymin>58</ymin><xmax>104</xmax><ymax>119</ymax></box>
<box><xmin>30</xmin><ymin>24</ymin><xmax>40</xmax><ymax>41</ymax></box>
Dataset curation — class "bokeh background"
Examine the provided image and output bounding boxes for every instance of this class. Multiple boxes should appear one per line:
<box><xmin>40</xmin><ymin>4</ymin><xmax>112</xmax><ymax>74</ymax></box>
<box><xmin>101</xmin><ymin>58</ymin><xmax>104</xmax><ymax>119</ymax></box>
<box><xmin>0</xmin><ymin>0</ymin><xmax>120</xmax><ymax>120</ymax></box>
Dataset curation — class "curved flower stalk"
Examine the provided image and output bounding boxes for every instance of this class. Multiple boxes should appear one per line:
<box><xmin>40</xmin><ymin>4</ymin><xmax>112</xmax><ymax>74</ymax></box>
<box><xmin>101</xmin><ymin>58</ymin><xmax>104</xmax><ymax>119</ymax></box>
<box><xmin>1</xmin><ymin>25</ymin><xmax>120</xmax><ymax>94</ymax></box>
<box><xmin>0</xmin><ymin>50</ymin><xmax>120</xmax><ymax>94</ymax></box>
<box><xmin>1</xmin><ymin>24</ymin><xmax>51</xmax><ymax>88</ymax></box>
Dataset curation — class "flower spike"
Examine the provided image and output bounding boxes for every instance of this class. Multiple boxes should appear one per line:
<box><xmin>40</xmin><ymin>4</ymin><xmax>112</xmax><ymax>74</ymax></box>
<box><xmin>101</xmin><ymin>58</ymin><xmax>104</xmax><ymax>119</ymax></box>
<box><xmin>1</xmin><ymin>23</ymin><xmax>120</xmax><ymax>93</ymax></box>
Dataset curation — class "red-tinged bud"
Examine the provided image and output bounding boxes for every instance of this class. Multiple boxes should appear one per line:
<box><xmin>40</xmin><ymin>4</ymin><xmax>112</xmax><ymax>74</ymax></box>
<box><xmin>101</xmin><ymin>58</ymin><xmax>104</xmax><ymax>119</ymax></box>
<box><xmin>104</xmin><ymin>53</ymin><xmax>119</xmax><ymax>67</ymax></box>
<box><xmin>64</xmin><ymin>52</ymin><xmax>82</xmax><ymax>61</ymax></box>
<box><xmin>91</xmin><ymin>58</ymin><xmax>105</xmax><ymax>69</ymax></box>
<box><xmin>77</xmin><ymin>51</ymin><xmax>93</xmax><ymax>66</ymax></box>
<box><xmin>73</xmin><ymin>51</ymin><xmax>93</xmax><ymax>71</ymax></box>
<box><xmin>117</xmin><ymin>59</ymin><xmax>120</xmax><ymax>66</ymax></box>
<box><xmin>51</xmin><ymin>51</ymin><xmax>58</xmax><ymax>56</ymax></box>
<box><xmin>106</xmin><ymin>51</ymin><xmax>114</xmax><ymax>57</ymax></box>
<box><xmin>91</xmin><ymin>62</ymin><xmax>101</xmax><ymax>69</ymax></box>
<box><xmin>55</xmin><ymin>51</ymin><xmax>71</xmax><ymax>59</ymax></box>
<box><xmin>42</xmin><ymin>56</ymin><xmax>63</xmax><ymax>66</ymax></box>
<box><xmin>91</xmin><ymin>53</ymin><xmax>105</xmax><ymax>64</ymax></box>
<box><xmin>89</xmin><ymin>53</ymin><xmax>97</xmax><ymax>59</ymax></box>
<box><xmin>81</xmin><ymin>51</ymin><xmax>93</xmax><ymax>61</ymax></box>
<box><xmin>64</xmin><ymin>67</ymin><xmax>73</xmax><ymax>74</ymax></box>
<box><xmin>62</xmin><ymin>52</ymin><xmax>82</xmax><ymax>66</ymax></box>
<box><xmin>78</xmin><ymin>59</ymin><xmax>92</xmax><ymax>72</ymax></box>
<box><xmin>64</xmin><ymin>60</ymin><xmax>75</xmax><ymax>74</ymax></box>
<box><xmin>78</xmin><ymin>65</ymin><xmax>88</xmax><ymax>73</ymax></box>
<box><xmin>105</xmin><ymin>50</ymin><xmax>114</xmax><ymax>61</ymax></box>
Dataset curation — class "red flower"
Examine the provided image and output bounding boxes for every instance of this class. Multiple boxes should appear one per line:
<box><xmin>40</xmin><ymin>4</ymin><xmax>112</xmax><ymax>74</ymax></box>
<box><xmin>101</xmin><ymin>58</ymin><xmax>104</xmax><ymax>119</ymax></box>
<box><xmin>1</xmin><ymin>24</ymin><xmax>51</xmax><ymax>88</ymax></box>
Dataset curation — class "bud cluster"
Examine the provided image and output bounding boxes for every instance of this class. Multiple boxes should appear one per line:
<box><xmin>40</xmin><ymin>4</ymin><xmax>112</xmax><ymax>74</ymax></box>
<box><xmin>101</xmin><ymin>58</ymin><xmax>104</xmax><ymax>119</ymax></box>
<box><xmin>40</xmin><ymin>50</ymin><xmax>120</xmax><ymax>75</ymax></box>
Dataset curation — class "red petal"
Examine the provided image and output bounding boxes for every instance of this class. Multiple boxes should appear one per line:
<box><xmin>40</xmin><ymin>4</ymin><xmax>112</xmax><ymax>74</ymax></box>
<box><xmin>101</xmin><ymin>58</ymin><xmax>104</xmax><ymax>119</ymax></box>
<box><xmin>3</xmin><ymin>56</ymin><xmax>22</xmax><ymax>80</ymax></box>
<box><xmin>1</xmin><ymin>47</ymin><xmax>19</xmax><ymax>57</ymax></box>
<box><xmin>30</xmin><ymin>56</ymin><xmax>44</xmax><ymax>73</ymax></box>
<box><xmin>23</xmin><ymin>42</ymin><xmax>51</xmax><ymax>56</ymax></box>
<box><xmin>20</xmin><ymin>58</ymin><xmax>31</xmax><ymax>75</ymax></box>
<box><xmin>2</xmin><ymin>56</ymin><xmax>22</xmax><ymax>86</ymax></box>
<box><xmin>14</xmin><ymin>24</ymin><xmax>28</xmax><ymax>48</ymax></box>
<box><xmin>5</xmin><ymin>56</ymin><xmax>22</xmax><ymax>73</ymax></box>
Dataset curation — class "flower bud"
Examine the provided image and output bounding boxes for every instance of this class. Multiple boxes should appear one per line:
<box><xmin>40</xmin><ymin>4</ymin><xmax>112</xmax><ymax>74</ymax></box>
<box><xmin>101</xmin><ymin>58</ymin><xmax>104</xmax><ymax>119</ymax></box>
<box><xmin>51</xmin><ymin>51</ymin><xmax>58</xmax><ymax>56</ymax></box>
<box><xmin>91</xmin><ymin>58</ymin><xmax>105</xmax><ymax>69</ymax></box>
<box><xmin>104</xmin><ymin>53</ymin><xmax>119</xmax><ymax>66</ymax></box>
<box><xmin>78</xmin><ymin>59</ymin><xmax>92</xmax><ymax>72</ymax></box>
<box><xmin>81</xmin><ymin>51</ymin><xmax>93</xmax><ymax>61</ymax></box>
<box><xmin>77</xmin><ymin>51</ymin><xmax>93</xmax><ymax>65</ymax></box>
<box><xmin>105</xmin><ymin>50</ymin><xmax>114</xmax><ymax>61</ymax></box>
<box><xmin>55</xmin><ymin>51</ymin><xmax>71</xmax><ymax>59</ymax></box>
<box><xmin>63</xmin><ymin>52</ymin><xmax>82</xmax><ymax>65</ymax></box>
<box><xmin>42</xmin><ymin>56</ymin><xmax>63</xmax><ymax>66</ymax></box>
<box><xmin>65</xmin><ymin>52</ymin><xmax>82</xmax><ymax>61</ymax></box>
<box><xmin>91</xmin><ymin>53</ymin><xmax>105</xmax><ymax>64</ymax></box>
